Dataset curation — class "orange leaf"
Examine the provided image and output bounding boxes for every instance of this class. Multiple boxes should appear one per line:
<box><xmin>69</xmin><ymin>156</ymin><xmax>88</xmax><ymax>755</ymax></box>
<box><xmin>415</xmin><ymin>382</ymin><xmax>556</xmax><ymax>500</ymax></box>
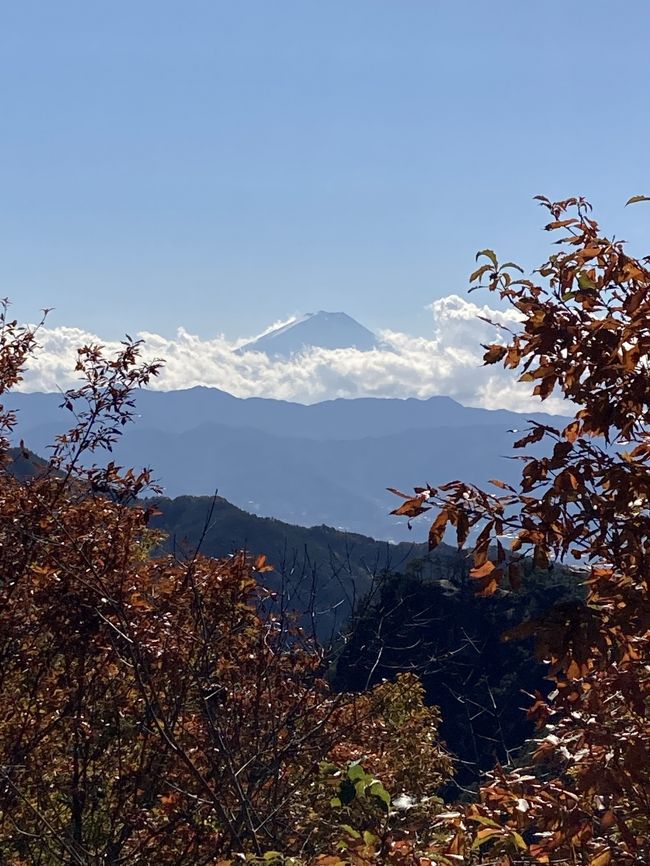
<box><xmin>254</xmin><ymin>554</ymin><xmax>275</xmax><ymax>573</ymax></box>
<box><xmin>470</xmin><ymin>561</ymin><xmax>496</xmax><ymax>579</ymax></box>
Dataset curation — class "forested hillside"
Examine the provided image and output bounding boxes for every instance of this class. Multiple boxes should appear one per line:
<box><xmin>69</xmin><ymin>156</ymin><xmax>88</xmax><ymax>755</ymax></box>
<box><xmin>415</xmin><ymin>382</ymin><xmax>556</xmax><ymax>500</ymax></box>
<box><xmin>1</xmin><ymin>449</ymin><xmax>589</xmax><ymax>785</ymax></box>
<box><xmin>334</xmin><ymin>561</ymin><xmax>581</xmax><ymax>788</ymax></box>
<box><xmin>147</xmin><ymin>492</ymin><xmax>582</xmax><ymax>780</ymax></box>
<box><xmin>146</xmin><ymin>493</ymin><xmax>456</xmax><ymax>636</ymax></box>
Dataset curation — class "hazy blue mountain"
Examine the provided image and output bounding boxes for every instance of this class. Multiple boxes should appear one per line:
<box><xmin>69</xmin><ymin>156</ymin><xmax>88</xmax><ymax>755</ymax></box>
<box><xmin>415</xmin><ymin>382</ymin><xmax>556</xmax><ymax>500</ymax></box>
<box><xmin>237</xmin><ymin>310</ymin><xmax>380</xmax><ymax>356</ymax></box>
<box><xmin>12</xmin><ymin>420</ymin><xmax>550</xmax><ymax>541</ymax></box>
<box><xmin>8</xmin><ymin>387</ymin><xmax>567</xmax><ymax>540</ymax></box>
<box><xmin>7</xmin><ymin>386</ymin><xmax>564</xmax><ymax>439</ymax></box>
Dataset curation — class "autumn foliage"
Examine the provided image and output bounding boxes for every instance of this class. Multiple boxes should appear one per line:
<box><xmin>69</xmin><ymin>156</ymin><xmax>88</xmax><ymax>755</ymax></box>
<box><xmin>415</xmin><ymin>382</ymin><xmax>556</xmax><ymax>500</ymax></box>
<box><xmin>0</xmin><ymin>309</ymin><xmax>451</xmax><ymax>863</ymax></box>
<box><xmin>392</xmin><ymin>196</ymin><xmax>650</xmax><ymax>864</ymax></box>
<box><xmin>3</xmin><ymin>191</ymin><xmax>650</xmax><ymax>866</ymax></box>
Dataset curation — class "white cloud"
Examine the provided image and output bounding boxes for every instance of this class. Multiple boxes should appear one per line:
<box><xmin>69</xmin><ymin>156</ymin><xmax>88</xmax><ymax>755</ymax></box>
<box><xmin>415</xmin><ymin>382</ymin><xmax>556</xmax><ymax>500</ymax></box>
<box><xmin>235</xmin><ymin>313</ymin><xmax>302</xmax><ymax>348</ymax></box>
<box><xmin>18</xmin><ymin>295</ymin><xmax>567</xmax><ymax>414</ymax></box>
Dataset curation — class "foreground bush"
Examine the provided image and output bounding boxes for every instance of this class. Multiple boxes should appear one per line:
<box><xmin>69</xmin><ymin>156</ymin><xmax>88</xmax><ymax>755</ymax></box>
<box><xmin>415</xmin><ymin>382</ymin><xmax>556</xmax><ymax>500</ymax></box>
<box><xmin>0</xmin><ymin>317</ymin><xmax>451</xmax><ymax>864</ymax></box>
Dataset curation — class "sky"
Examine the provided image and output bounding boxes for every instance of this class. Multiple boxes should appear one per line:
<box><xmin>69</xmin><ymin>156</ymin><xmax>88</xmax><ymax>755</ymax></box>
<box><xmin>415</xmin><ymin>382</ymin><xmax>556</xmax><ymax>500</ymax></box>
<box><xmin>2</xmin><ymin>1</ymin><xmax>650</xmax><ymax>405</ymax></box>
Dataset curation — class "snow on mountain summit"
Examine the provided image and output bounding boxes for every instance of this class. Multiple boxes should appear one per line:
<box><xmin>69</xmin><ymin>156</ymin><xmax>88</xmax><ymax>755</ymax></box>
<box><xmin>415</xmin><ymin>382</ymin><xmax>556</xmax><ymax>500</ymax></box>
<box><xmin>238</xmin><ymin>311</ymin><xmax>380</xmax><ymax>357</ymax></box>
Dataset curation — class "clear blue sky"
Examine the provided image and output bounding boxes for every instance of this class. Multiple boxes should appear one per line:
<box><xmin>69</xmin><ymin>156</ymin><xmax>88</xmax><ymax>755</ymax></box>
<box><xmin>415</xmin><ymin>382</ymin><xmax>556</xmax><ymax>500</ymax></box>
<box><xmin>2</xmin><ymin>1</ymin><xmax>649</xmax><ymax>340</ymax></box>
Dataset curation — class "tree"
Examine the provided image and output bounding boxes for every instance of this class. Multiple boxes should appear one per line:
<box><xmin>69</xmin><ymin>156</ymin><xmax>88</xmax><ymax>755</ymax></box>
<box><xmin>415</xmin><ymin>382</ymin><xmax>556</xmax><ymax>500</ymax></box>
<box><xmin>0</xmin><ymin>306</ymin><xmax>451</xmax><ymax>864</ymax></box>
<box><xmin>391</xmin><ymin>196</ymin><xmax>650</xmax><ymax>864</ymax></box>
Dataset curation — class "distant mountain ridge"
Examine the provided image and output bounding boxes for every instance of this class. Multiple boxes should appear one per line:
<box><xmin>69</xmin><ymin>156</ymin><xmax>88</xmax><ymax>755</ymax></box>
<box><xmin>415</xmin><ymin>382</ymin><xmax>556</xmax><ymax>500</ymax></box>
<box><xmin>238</xmin><ymin>310</ymin><xmax>380</xmax><ymax>356</ymax></box>
<box><xmin>7</xmin><ymin>387</ymin><xmax>568</xmax><ymax>541</ymax></box>
<box><xmin>5</xmin><ymin>387</ymin><xmax>565</xmax><ymax>440</ymax></box>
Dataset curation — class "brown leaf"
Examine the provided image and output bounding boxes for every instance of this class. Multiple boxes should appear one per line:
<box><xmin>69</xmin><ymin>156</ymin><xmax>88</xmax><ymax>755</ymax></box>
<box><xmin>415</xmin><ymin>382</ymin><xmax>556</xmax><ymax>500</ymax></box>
<box><xmin>456</xmin><ymin>510</ymin><xmax>470</xmax><ymax>548</ymax></box>
<box><xmin>625</xmin><ymin>194</ymin><xmax>650</xmax><ymax>205</ymax></box>
<box><xmin>588</xmin><ymin>849</ymin><xmax>611</xmax><ymax>866</ymax></box>
<box><xmin>545</xmin><ymin>218</ymin><xmax>578</xmax><ymax>229</ymax></box>
<box><xmin>505</xmin><ymin>344</ymin><xmax>521</xmax><ymax>368</ymax></box>
<box><xmin>469</xmin><ymin>263</ymin><xmax>494</xmax><ymax>283</ymax></box>
<box><xmin>563</xmin><ymin>420</ymin><xmax>581</xmax><ymax>443</ymax></box>
<box><xmin>428</xmin><ymin>510</ymin><xmax>449</xmax><ymax>551</ymax></box>
<box><xmin>533</xmin><ymin>545</ymin><xmax>549</xmax><ymax>569</ymax></box>
<box><xmin>386</xmin><ymin>486</ymin><xmax>411</xmax><ymax>499</ymax></box>
<box><xmin>482</xmin><ymin>344</ymin><xmax>508</xmax><ymax>365</ymax></box>
<box><xmin>513</xmin><ymin>425</ymin><xmax>546</xmax><ymax>448</ymax></box>
<box><xmin>391</xmin><ymin>497</ymin><xmax>430</xmax><ymax>518</ymax></box>
<box><xmin>475</xmin><ymin>571</ymin><xmax>501</xmax><ymax>597</ymax></box>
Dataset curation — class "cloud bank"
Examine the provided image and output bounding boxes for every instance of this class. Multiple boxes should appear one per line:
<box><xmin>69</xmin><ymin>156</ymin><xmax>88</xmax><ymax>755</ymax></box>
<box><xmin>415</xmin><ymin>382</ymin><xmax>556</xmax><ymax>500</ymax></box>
<box><xmin>19</xmin><ymin>295</ymin><xmax>567</xmax><ymax>414</ymax></box>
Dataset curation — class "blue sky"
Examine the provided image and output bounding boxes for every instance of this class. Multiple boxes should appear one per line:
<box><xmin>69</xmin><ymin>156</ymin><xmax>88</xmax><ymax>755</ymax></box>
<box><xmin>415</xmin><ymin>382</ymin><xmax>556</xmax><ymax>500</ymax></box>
<box><xmin>2</xmin><ymin>1</ymin><xmax>649</xmax><ymax>341</ymax></box>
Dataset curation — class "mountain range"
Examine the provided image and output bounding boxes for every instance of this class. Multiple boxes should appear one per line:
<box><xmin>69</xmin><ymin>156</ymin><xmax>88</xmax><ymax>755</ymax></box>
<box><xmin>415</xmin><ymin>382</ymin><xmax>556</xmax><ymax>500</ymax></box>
<box><xmin>7</xmin><ymin>386</ymin><xmax>567</xmax><ymax>541</ymax></box>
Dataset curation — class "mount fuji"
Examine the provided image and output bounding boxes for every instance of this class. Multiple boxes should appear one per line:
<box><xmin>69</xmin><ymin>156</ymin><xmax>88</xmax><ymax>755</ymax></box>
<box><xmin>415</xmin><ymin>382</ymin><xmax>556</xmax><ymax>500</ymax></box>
<box><xmin>238</xmin><ymin>311</ymin><xmax>380</xmax><ymax>357</ymax></box>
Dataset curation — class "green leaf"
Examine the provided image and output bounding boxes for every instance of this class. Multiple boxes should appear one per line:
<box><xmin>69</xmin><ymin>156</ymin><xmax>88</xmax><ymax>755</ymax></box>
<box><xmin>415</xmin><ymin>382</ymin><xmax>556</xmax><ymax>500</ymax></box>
<box><xmin>347</xmin><ymin>763</ymin><xmax>367</xmax><ymax>782</ymax></box>
<box><xmin>340</xmin><ymin>824</ymin><xmax>360</xmax><ymax>839</ymax></box>
<box><xmin>468</xmin><ymin>815</ymin><xmax>501</xmax><ymax>829</ymax></box>
<box><xmin>576</xmin><ymin>271</ymin><xmax>597</xmax><ymax>290</ymax></box>
<box><xmin>369</xmin><ymin>781</ymin><xmax>391</xmax><ymax>809</ymax></box>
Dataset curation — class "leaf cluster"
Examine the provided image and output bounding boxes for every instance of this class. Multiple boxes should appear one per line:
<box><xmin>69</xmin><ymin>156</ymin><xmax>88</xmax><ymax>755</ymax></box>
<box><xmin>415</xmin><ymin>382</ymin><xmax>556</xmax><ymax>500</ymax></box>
<box><xmin>390</xmin><ymin>196</ymin><xmax>650</xmax><ymax>864</ymax></box>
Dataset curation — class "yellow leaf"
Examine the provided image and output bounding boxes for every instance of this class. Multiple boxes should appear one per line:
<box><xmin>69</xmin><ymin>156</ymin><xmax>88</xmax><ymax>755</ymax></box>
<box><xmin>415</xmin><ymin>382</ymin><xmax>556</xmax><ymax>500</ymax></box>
<box><xmin>510</xmin><ymin>830</ymin><xmax>527</xmax><ymax>851</ymax></box>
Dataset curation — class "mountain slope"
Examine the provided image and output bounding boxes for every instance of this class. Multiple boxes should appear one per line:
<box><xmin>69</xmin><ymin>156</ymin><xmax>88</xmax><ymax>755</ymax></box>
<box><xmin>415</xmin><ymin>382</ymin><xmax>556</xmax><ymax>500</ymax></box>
<box><xmin>14</xmin><ymin>419</ymin><xmax>544</xmax><ymax>540</ymax></box>
<box><xmin>238</xmin><ymin>311</ymin><xmax>379</xmax><ymax>356</ymax></box>
<box><xmin>148</xmin><ymin>492</ymin><xmax>461</xmax><ymax>638</ymax></box>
